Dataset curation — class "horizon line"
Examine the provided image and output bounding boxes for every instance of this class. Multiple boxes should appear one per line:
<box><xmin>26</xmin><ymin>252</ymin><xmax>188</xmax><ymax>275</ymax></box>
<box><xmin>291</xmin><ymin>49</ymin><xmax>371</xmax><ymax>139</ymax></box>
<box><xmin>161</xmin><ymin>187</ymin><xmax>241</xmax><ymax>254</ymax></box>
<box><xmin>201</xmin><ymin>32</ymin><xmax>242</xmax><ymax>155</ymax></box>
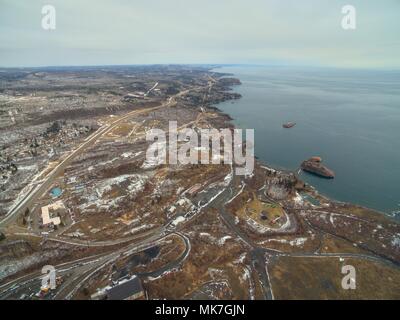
<box><xmin>0</xmin><ymin>62</ymin><xmax>399</xmax><ymax>72</ymax></box>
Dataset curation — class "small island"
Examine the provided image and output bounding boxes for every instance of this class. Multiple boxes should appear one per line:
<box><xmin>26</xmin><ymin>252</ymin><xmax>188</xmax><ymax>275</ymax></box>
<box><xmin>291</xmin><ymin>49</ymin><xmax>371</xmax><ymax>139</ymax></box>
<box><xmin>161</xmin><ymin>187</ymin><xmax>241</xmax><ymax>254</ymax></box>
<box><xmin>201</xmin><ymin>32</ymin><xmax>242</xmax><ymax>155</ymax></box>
<box><xmin>301</xmin><ymin>157</ymin><xmax>335</xmax><ymax>179</ymax></box>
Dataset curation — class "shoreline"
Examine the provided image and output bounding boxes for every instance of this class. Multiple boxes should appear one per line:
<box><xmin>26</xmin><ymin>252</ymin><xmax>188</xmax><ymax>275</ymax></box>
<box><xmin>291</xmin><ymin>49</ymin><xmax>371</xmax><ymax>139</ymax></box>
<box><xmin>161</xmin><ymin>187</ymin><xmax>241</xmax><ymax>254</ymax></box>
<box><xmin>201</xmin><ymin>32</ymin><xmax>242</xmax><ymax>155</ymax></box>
<box><xmin>211</xmin><ymin>68</ymin><xmax>398</xmax><ymax>221</ymax></box>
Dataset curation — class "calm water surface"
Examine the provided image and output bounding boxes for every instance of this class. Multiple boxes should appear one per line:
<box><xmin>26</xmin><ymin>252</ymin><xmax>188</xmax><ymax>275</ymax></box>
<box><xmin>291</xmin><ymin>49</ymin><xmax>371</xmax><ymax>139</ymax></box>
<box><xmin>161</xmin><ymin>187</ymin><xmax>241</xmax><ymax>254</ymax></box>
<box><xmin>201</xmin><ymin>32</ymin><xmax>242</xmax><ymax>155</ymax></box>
<box><xmin>214</xmin><ymin>66</ymin><xmax>400</xmax><ymax>216</ymax></box>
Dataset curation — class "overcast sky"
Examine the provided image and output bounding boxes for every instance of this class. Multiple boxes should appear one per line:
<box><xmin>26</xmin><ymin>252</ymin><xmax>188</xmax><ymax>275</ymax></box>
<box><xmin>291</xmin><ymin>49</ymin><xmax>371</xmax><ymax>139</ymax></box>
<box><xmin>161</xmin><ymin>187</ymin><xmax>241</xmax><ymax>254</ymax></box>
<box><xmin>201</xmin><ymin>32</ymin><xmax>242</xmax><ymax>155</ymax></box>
<box><xmin>1</xmin><ymin>0</ymin><xmax>399</xmax><ymax>68</ymax></box>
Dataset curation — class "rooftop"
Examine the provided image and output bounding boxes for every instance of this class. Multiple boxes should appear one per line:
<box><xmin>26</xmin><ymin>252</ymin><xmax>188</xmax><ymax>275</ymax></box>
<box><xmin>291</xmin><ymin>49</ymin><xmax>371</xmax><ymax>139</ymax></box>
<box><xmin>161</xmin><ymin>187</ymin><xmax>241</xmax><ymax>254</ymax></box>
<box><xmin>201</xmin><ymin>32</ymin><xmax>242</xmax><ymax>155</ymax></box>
<box><xmin>106</xmin><ymin>276</ymin><xmax>144</xmax><ymax>300</ymax></box>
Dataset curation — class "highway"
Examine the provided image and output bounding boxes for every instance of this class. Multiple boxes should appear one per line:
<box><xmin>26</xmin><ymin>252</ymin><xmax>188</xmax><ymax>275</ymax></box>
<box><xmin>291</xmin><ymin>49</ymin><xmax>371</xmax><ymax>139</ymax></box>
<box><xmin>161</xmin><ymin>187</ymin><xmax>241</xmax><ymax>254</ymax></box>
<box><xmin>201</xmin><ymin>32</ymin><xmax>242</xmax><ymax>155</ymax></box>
<box><xmin>0</xmin><ymin>232</ymin><xmax>188</xmax><ymax>300</ymax></box>
<box><xmin>0</xmin><ymin>83</ymin><xmax>213</xmax><ymax>299</ymax></box>
<box><xmin>2</xmin><ymin>78</ymin><xmax>395</xmax><ymax>300</ymax></box>
<box><xmin>0</xmin><ymin>87</ymin><xmax>196</xmax><ymax>229</ymax></box>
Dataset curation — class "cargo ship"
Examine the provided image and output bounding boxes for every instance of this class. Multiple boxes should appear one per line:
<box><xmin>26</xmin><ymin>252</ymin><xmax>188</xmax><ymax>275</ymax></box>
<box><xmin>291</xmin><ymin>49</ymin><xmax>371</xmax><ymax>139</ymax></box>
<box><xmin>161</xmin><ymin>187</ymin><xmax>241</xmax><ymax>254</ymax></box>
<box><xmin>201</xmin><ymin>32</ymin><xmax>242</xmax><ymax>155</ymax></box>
<box><xmin>283</xmin><ymin>122</ymin><xmax>296</xmax><ymax>128</ymax></box>
<box><xmin>301</xmin><ymin>157</ymin><xmax>335</xmax><ymax>179</ymax></box>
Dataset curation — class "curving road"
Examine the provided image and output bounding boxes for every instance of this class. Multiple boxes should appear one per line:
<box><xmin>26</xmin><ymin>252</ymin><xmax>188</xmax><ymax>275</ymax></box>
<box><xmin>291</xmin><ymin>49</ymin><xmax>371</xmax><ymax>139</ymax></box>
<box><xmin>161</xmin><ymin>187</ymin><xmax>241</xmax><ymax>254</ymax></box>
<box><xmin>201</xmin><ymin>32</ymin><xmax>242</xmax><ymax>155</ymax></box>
<box><xmin>0</xmin><ymin>86</ymin><xmax>200</xmax><ymax>229</ymax></box>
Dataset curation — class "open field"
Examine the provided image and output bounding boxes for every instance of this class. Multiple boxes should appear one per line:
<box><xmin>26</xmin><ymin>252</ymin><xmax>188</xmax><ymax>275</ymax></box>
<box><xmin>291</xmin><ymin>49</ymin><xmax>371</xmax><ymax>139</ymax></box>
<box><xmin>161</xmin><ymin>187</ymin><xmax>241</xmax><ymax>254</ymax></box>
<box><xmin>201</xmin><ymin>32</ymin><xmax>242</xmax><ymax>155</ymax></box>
<box><xmin>269</xmin><ymin>256</ymin><xmax>400</xmax><ymax>299</ymax></box>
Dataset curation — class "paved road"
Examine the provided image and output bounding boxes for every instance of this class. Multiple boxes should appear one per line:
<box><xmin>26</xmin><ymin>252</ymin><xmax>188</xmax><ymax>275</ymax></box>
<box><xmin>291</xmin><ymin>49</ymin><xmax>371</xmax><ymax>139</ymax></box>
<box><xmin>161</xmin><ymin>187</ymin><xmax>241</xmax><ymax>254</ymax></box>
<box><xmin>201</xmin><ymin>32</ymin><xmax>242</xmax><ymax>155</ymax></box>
<box><xmin>0</xmin><ymin>86</ymin><xmax>198</xmax><ymax>229</ymax></box>
<box><xmin>3</xmin><ymin>79</ymin><xmax>394</xmax><ymax>300</ymax></box>
<box><xmin>0</xmin><ymin>231</ymin><xmax>187</xmax><ymax>299</ymax></box>
<box><xmin>206</xmin><ymin>170</ymin><xmax>276</xmax><ymax>300</ymax></box>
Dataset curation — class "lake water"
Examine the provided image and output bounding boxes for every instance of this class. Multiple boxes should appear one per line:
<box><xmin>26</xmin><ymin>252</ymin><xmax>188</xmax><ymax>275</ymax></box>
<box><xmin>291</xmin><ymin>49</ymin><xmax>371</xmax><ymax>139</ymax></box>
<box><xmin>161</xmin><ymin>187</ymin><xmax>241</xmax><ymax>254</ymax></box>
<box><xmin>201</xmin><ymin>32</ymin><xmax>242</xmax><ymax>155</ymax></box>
<box><xmin>214</xmin><ymin>65</ymin><xmax>400</xmax><ymax>216</ymax></box>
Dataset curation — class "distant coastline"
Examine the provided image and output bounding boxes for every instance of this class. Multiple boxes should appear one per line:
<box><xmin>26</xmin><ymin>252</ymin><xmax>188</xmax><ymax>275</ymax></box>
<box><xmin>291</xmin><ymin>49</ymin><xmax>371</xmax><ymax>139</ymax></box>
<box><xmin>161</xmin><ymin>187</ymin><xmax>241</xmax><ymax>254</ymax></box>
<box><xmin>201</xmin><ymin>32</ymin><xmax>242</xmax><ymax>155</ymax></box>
<box><xmin>211</xmin><ymin>65</ymin><xmax>400</xmax><ymax>219</ymax></box>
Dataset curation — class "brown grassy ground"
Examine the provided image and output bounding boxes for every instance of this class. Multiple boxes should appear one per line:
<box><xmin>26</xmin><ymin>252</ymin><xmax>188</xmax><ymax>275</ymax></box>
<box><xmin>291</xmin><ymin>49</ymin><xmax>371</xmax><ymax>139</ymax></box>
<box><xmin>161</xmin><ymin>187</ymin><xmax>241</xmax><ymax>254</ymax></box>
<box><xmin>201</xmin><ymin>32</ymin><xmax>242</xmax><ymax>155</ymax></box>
<box><xmin>269</xmin><ymin>255</ymin><xmax>400</xmax><ymax>299</ymax></box>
